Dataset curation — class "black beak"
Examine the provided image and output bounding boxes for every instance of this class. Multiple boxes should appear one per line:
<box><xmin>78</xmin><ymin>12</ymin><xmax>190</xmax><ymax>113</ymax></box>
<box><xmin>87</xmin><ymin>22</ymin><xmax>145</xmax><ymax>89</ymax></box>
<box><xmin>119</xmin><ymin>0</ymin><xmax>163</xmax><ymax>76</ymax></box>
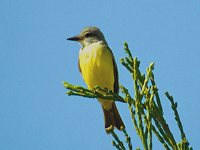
<box><xmin>67</xmin><ymin>36</ymin><xmax>80</xmax><ymax>41</ymax></box>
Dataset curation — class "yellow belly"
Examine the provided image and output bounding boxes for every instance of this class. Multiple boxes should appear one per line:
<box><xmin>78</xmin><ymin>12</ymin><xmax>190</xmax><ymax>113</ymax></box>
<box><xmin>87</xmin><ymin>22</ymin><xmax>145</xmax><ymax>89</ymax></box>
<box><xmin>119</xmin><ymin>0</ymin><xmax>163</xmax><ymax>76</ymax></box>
<box><xmin>79</xmin><ymin>42</ymin><xmax>114</xmax><ymax>110</ymax></box>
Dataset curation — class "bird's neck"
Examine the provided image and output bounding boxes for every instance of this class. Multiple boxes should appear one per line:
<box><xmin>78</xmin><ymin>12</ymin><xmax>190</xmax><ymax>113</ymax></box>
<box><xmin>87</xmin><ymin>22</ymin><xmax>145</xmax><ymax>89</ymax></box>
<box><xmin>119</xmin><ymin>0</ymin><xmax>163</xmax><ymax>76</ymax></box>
<box><xmin>79</xmin><ymin>38</ymin><xmax>107</xmax><ymax>48</ymax></box>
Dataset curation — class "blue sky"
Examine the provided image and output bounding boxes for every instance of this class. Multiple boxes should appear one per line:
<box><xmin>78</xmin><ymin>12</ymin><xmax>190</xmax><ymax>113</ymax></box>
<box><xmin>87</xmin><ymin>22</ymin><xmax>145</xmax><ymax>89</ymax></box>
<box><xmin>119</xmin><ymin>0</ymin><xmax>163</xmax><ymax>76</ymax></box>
<box><xmin>1</xmin><ymin>1</ymin><xmax>199</xmax><ymax>149</ymax></box>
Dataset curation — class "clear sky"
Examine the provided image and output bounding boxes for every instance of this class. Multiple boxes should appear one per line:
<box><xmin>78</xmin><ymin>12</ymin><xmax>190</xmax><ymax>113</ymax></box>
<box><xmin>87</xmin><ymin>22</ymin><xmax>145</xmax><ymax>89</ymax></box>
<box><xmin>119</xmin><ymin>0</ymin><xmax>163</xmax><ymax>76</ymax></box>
<box><xmin>1</xmin><ymin>1</ymin><xmax>199</xmax><ymax>150</ymax></box>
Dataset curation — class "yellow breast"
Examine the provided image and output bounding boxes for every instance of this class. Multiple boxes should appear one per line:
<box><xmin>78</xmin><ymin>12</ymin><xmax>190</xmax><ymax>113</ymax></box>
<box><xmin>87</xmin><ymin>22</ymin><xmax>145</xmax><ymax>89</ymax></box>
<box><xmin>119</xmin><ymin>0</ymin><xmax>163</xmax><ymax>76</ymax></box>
<box><xmin>79</xmin><ymin>42</ymin><xmax>114</xmax><ymax>91</ymax></box>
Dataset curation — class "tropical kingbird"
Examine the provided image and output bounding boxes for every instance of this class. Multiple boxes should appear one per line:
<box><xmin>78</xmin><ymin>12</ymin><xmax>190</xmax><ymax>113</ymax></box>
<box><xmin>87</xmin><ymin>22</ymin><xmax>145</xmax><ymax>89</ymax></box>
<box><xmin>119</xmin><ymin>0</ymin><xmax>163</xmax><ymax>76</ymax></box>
<box><xmin>67</xmin><ymin>26</ymin><xmax>125</xmax><ymax>134</ymax></box>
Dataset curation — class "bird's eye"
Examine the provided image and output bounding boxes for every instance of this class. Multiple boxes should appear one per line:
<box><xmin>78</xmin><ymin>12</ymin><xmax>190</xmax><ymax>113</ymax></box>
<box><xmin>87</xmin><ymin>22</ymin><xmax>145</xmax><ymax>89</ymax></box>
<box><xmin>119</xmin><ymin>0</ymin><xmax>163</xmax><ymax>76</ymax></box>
<box><xmin>85</xmin><ymin>33</ymin><xmax>92</xmax><ymax>37</ymax></box>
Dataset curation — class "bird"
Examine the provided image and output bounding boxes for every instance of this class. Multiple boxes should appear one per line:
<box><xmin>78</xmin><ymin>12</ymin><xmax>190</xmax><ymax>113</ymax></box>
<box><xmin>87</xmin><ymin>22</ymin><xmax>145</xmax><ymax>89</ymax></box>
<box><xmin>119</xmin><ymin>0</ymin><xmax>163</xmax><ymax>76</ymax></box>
<box><xmin>67</xmin><ymin>26</ymin><xmax>125</xmax><ymax>134</ymax></box>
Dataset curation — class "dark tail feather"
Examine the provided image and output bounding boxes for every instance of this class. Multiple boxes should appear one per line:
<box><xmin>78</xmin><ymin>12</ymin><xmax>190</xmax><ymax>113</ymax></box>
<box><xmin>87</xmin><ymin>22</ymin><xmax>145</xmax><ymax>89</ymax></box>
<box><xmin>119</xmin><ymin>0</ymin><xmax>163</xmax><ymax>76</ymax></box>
<box><xmin>112</xmin><ymin>102</ymin><xmax>125</xmax><ymax>130</ymax></box>
<box><xmin>102</xmin><ymin>102</ymin><xmax>125</xmax><ymax>134</ymax></box>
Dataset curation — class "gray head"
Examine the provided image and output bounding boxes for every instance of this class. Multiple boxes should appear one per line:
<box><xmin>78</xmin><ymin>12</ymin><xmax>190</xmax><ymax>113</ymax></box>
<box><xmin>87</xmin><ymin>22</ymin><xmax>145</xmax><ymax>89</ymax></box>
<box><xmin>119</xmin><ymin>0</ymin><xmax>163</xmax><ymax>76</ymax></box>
<box><xmin>67</xmin><ymin>26</ymin><xmax>107</xmax><ymax>47</ymax></box>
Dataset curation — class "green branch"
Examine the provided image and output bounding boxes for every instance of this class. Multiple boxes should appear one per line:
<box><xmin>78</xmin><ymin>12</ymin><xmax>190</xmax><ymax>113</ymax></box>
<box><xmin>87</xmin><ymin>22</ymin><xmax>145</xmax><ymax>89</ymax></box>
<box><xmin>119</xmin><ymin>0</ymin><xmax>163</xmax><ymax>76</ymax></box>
<box><xmin>165</xmin><ymin>92</ymin><xmax>191</xmax><ymax>149</ymax></box>
<box><xmin>106</xmin><ymin>126</ymin><xmax>126</xmax><ymax>150</ymax></box>
<box><xmin>63</xmin><ymin>41</ymin><xmax>192</xmax><ymax>150</ymax></box>
<box><xmin>63</xmin><ymin>82</ymin><xmax>126</xmax><ymax>103</ymax></box>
